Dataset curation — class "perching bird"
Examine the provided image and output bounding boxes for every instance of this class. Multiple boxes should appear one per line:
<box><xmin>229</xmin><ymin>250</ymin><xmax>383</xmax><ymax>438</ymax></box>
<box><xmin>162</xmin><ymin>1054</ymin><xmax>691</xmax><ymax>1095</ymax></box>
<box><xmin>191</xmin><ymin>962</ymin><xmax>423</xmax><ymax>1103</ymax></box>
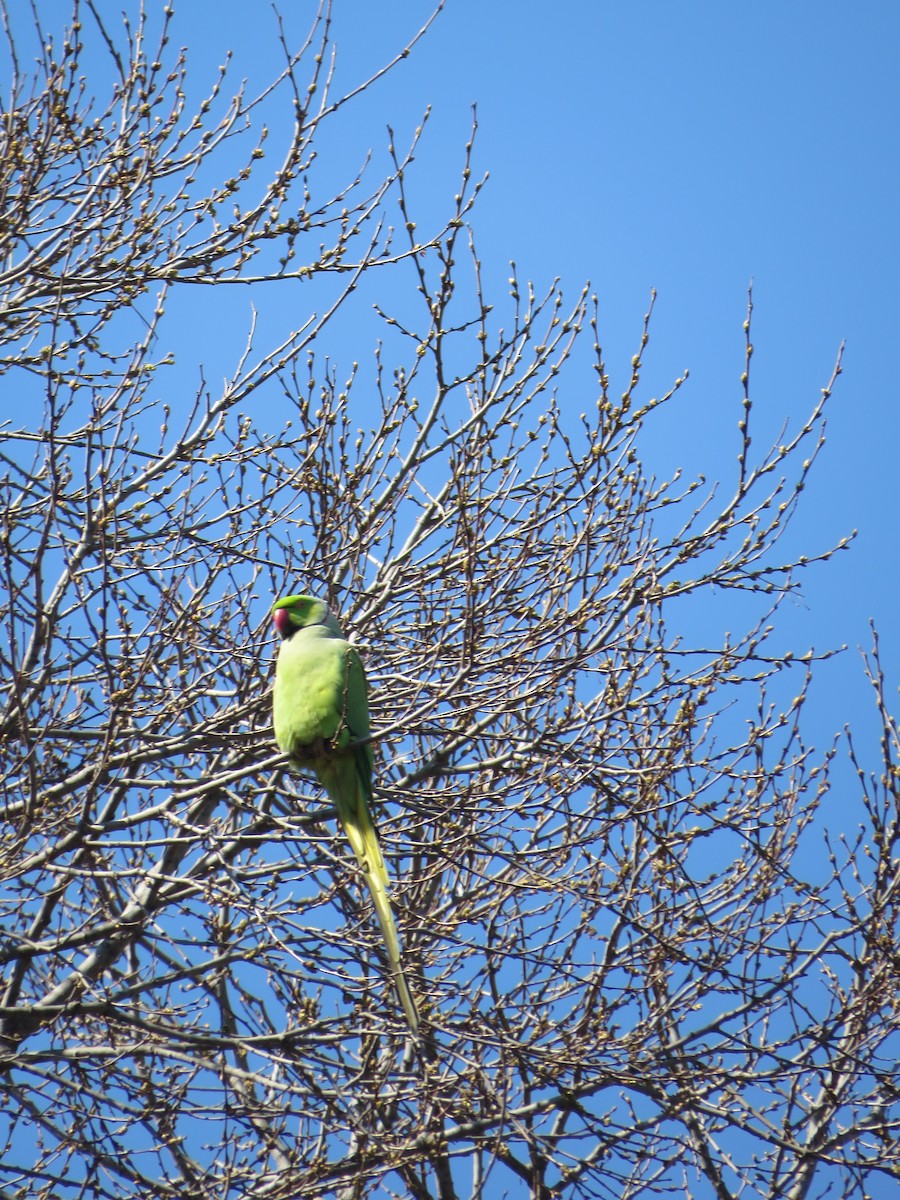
<box><xmin>271</xmin><ymin>593</ymin><xmax>419</xmax><ymax>1036</ymax></box>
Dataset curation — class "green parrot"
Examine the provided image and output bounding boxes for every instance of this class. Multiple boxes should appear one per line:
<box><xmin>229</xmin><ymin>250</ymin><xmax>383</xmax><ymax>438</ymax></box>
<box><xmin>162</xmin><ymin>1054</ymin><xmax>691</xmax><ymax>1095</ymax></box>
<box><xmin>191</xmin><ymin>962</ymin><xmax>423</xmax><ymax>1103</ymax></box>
<box><xmin>271</xmin><ymin>593</ymin><xmax>419</xmax><ymax>1036</ymax></box>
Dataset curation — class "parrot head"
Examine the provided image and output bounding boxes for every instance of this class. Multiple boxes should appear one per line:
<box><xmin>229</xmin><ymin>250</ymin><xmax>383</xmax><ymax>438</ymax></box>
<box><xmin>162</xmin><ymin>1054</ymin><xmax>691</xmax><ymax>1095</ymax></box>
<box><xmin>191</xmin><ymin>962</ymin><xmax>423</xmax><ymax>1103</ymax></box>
<box><xmin>272</xmin><ymin>594</ymin><xmax>343</xmax><ymax>639</ymax></box>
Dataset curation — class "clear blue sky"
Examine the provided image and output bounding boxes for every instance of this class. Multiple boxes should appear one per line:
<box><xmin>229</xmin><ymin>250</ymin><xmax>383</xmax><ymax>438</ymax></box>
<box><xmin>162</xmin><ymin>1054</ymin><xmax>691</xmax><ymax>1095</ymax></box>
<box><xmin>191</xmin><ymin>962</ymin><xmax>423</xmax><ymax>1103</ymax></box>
<box><xmin>170</xmin><ymin>1</ymin><xmax>898</xmax><ymax>743</ymax></box>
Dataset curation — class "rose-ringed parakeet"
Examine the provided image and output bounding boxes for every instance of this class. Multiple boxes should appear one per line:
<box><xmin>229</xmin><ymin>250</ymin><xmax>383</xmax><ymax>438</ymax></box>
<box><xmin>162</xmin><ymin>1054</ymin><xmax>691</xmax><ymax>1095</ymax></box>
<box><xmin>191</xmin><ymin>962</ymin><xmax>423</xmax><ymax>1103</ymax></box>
<box><xmin>272</xmin><ymin>593</ymin><xmax>419</xmax><ymax>1036</ymax></box>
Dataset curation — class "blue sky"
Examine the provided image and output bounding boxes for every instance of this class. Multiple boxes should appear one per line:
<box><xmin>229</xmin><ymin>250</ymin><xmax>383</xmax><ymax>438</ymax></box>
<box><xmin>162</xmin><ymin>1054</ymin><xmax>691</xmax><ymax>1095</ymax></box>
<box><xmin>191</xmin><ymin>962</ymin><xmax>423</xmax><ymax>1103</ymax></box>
<box><xmin>19</xmin><ymin>2</ymin><xmax>895</xmax><ymax>712</ymax></box>
<box><xmin>19</xmin><ymin>0</ymin><xmax>886</xmax><ymax>750</ymax></box>
<box><xmin>162</xmin><ymin>0</ymin><xmax>898</xmax><ymax>746</ymax></box>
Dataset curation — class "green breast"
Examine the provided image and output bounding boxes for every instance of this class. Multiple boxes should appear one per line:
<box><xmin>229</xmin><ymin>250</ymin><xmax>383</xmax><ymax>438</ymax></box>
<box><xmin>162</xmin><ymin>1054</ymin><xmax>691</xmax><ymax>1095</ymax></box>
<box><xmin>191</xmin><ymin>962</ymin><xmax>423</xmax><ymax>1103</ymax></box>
<box><xmin>273</xmin><ymin>631</ymin><xmax>347</xmax><ymax>756</ymax></box>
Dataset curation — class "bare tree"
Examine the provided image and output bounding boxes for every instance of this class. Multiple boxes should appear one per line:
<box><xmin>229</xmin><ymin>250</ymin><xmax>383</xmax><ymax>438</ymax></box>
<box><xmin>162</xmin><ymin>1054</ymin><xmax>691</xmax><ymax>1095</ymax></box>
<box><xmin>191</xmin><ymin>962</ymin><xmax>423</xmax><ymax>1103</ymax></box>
<box><xmin>1</xmin><ymin>4</ymin><xmax>898</xmax><ymax>1199</ymax></box>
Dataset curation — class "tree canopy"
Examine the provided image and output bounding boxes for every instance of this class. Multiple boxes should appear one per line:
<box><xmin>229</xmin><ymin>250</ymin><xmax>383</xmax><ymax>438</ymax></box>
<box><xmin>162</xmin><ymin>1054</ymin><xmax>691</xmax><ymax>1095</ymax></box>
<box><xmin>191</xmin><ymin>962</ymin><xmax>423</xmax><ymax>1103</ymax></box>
<box><xmin>1</xmin><ymin>5</ymin><xmax>897</xmax><ymax>1199</ymax></box>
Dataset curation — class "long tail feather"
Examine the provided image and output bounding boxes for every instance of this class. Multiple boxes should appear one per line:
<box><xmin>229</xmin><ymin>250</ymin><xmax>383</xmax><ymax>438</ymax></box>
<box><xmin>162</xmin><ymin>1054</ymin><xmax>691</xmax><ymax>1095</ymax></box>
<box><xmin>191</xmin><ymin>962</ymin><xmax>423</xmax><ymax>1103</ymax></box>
<box><xmin>363</xmin><ymin>872</ymin><xmax>420</xmax><ymax>1037</ymax></box>
<box><xmin>321</xmin><ymin>761</ymin><xmax>420</xmax><ymax>1036</ymax></box>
